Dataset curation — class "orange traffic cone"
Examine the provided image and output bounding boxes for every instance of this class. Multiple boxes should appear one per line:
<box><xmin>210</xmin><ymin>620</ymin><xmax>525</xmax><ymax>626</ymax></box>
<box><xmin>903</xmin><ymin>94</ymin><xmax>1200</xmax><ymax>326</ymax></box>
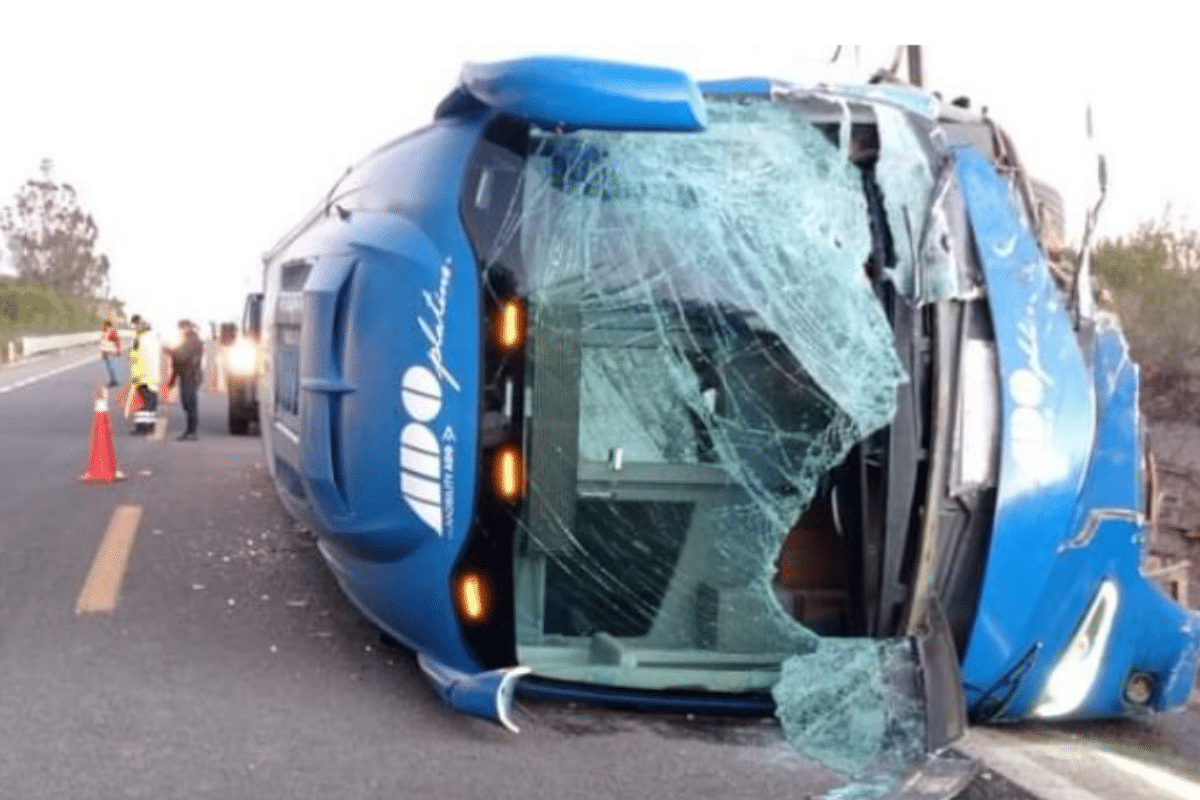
<box><xmin>80</xmin><ymin>388</ymin><xmax>126</xmax><ymax>484</ymax></box>
<box><xmin>117</xmin><ymin>384</ymin><xmax>144</xmax><ymax>421</ymax></box>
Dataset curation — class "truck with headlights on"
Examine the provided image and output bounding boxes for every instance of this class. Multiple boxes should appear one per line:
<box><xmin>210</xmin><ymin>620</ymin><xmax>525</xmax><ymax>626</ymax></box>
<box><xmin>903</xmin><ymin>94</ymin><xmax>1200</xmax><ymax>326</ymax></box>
<box><xmin>221</xmin><ymin>293</ymin><xmax>262</xmax><ymax>435</ymax></box>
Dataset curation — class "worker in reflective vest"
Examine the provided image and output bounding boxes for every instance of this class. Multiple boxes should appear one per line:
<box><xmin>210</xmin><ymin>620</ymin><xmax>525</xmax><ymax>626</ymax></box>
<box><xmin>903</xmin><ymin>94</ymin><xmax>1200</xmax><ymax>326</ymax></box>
<box><xmin>128</xmin><ymin>315</ymin><xmax>161</xmax><ymax>433</ymax></box>
<box><xmin>99</xmin><ymin>321</ymin><xmax>121</xmax><ymax>388</ymax></box>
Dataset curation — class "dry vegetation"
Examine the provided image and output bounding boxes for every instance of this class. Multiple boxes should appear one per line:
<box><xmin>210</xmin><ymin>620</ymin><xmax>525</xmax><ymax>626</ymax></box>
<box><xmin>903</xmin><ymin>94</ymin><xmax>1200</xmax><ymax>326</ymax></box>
<box><xmin>1093</xmin><ymin>217</ymin><xmax>1200</xmax><ymax>422</ymax></box>
<box><xmin>1093</xmin><ymin>217</ymin><xmax>1200</xmax><ymax>605</ymax></box>
<box><xmin>0</xmin><ymin>276</ymin><xmax>106</xmax><ymax>362</ymax></box>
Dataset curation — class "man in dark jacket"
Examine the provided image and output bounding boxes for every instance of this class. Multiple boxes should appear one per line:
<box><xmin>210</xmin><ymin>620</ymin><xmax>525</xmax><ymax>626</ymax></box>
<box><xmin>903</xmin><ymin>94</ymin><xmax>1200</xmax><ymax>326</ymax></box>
<box><xmin>169</xmin><ymin>320</ymin><xmax>204</xmax><ymax>441</ymax></box>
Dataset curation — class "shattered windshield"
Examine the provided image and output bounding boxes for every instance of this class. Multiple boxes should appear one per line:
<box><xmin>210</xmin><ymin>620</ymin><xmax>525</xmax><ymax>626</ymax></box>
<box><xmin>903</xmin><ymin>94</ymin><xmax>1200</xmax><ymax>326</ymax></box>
<box><xmin>507</xmin><ymin>99</ymin><xmax>908</xmax><ymax>695</ymax></box>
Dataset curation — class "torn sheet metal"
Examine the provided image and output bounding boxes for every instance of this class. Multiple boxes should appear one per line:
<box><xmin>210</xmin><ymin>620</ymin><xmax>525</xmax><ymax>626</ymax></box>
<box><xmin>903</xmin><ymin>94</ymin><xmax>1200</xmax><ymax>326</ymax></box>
<box><xmin>781</xmin><ymin>82</ymin><xmax>942</xmax><ymax>120</ymax></box>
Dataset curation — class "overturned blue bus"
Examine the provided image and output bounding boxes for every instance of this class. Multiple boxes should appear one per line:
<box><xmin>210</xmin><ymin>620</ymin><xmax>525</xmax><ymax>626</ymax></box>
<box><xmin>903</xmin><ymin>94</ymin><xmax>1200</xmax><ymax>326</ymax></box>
<box><xmin>253</xmin><ymin>55</ymin><xmax>1200</xmax><ymax>753</ymax></box>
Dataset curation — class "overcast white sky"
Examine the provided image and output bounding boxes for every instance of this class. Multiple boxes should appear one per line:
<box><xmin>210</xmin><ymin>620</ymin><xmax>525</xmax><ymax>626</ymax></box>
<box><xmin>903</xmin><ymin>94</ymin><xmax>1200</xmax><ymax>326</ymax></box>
<box><xmin>0</xmin><ymin>1</ymin><xmax>1193</xmax><ymax>329</ymax></box>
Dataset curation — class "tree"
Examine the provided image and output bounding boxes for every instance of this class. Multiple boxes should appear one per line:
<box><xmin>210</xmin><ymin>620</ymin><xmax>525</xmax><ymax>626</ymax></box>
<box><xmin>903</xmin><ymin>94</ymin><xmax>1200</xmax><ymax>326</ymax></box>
<box><xmin>1091</xmin><ymin>212</ymin><xmax>1200</xmax><ymax>373</ymax></box>
<box><xmin>0</xmin><ymin>159</ymin><xmax>111</xmax><ymax>297</ymax></box>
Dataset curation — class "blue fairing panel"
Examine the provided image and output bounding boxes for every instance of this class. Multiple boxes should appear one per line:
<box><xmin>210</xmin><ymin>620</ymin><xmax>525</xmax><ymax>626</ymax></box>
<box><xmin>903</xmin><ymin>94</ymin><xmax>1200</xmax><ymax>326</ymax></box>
<box><xmin>956</xmin><ymin>145</ymin><xmax>1200</xmax><ymax>717</ymax></box>
<box><xmin>458</xmin><ymin>56</ymin><xmax>707</xmax><ymax>132</ymax></box>
<box><xmin>979</xmin><ymin>320</ymin><xmax>1200</xmax><ymax>717</ymax></box>
<box><xmin>955</xmin><ymin>145</ymin><xmax>1096</xmax><ymax>713</ymax></box>
<box><xmin>1036</xmin><ymin>320</ymin><xmax>1200</xmax><ymax>715</ymax></box>
<box><xmin>417</xmin><ymin>654</ymin><xmax>530</xmax><ymax>733</ymax></box>
<box><xmin>268</xmin><ymin>115</ymin><xmax>490</xmax><ymax>676</ymax></box>
<box><xmin>697</xmin><ymin>77</ymin><xmax>774</xmax><ymax>97</ymax></box>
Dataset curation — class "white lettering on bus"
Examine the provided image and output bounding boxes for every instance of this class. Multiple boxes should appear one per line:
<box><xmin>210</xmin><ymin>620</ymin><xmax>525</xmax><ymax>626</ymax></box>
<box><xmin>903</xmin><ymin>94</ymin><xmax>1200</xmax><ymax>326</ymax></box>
<box><xmin>418</xmin><ymin>261</ymin><xmax>460</xmax><ymax>391</ymax></box>
<box><xmin>399</xmin><ymin>259</ymin><xmax>458</xmax><ymax>536</ymax></box>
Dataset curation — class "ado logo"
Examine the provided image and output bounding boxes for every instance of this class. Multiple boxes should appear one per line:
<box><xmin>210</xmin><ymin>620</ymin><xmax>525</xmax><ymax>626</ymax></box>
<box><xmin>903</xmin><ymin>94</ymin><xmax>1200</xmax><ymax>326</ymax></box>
<box><xmin>399</xmin><ymin>260</ymin><xmax>457</xmax><ymax>536</ymax></box>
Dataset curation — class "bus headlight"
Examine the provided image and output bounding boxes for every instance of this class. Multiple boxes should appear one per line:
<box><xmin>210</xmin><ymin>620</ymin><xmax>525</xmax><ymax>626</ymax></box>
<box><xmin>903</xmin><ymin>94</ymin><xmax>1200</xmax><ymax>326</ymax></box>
<box><xmin>227</xmin><ymin>340</ymin><xmax>258</xmax><ymax>376</ymax></box>
<box><xmin>1032</xmin><ymin>579</ymin><xmax>1119</xmax><ymax>718</ymax></box>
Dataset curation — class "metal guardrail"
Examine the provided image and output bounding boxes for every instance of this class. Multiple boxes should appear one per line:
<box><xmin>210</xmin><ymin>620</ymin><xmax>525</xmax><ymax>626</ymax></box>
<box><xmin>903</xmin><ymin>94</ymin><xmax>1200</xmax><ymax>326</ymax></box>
<box><xmin>3</xmin><ymin>329</ymin><xmax>133</xmax><ymax>363</ymax></box>
<box><xmin>21</xmin><ymin>331</ymin><xmax>103</xmax><ymax>357</ymax></box>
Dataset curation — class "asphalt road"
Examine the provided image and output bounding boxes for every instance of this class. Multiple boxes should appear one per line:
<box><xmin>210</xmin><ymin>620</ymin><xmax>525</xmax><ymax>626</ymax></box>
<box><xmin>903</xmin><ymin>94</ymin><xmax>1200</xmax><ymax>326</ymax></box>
<box><xmin>0</xmin><ymin>349</ymin><xmax>851</xmax><ymax>800</ymax></box>
<box><xmin>4</xmin><ymin>347</ymin><xmax>1199</xmax><ymax>800</ymax></box>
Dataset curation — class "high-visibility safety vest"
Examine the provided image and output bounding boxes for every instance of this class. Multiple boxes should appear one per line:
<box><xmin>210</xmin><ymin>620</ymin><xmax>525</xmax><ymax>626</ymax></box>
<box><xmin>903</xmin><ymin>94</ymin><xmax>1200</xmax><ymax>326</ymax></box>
<box><xmin>129</xmin><ymin>329</ymin><xmax>162</xmax><ymax>391</ymax></box>
<box><xmin>99</xmin><ymin>328</ymin><xmax>120</xmax><ymax>355</ymax></box>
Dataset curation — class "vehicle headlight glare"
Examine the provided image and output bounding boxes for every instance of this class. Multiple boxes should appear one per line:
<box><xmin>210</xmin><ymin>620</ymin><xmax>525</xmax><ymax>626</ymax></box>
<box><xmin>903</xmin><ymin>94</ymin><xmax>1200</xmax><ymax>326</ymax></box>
<box><xmin>1032</xmin><ymin>580</ymin><xmax>1119</xmax><ymax>718</ymax></box>
<box><xmin>227</xmin><ymin>341</ymin><xmax>257</xmax><ymax>375</ymax></box>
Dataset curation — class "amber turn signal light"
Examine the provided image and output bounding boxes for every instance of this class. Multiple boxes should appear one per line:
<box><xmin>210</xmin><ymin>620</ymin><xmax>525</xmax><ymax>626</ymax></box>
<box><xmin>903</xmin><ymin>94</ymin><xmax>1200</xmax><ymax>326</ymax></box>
<box><xmin>458</xmin><ymin>574</ymin><xmax>486</xmax><ymax>621</ymax></box>
<box><xmin>495</xmin><ymin>299</ymin><xmax>525</xmax><ymax>351</ymax></box>
<box><xmin>493</xmin><ymin>447</ymin><xmax>523</xmax><ymax>501</ymax></box>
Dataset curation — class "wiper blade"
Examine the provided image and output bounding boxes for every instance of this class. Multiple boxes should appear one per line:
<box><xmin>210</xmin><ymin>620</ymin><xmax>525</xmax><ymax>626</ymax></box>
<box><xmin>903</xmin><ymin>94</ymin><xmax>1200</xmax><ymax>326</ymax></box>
<box><xmin>970</xmin><ymin>643</ymin><xmax>1042</xmax><ymax>722</ymax></box>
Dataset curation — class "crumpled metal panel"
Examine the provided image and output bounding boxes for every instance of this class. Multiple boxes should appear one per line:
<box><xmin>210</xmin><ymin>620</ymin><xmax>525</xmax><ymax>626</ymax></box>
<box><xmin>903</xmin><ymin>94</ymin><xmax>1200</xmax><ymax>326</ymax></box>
<box><xmin>954</xmin><ymin>145</ymin><xmax>1096</xmax><ymax>712</ymax></box>
<box><xmin>780</xmin><ymin>81</ymin><xmax>941</xmax><ymax>121</ymax></box>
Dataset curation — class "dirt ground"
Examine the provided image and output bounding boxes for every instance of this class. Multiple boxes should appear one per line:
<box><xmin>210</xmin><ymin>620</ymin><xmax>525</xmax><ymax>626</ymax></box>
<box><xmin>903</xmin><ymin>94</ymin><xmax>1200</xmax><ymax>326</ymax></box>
<box><xmin>1144</xmin><ymin>369</ymin><xmax>1200</xmax><ymax>611</ymax></box>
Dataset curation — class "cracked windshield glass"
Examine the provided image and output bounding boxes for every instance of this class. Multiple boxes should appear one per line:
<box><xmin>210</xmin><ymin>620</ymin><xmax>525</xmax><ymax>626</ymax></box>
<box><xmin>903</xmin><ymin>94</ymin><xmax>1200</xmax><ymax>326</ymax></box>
<box><xmin>469</xmin><ymin>99</ymin><xmax>933</xmax><ymax>773</ymax></box>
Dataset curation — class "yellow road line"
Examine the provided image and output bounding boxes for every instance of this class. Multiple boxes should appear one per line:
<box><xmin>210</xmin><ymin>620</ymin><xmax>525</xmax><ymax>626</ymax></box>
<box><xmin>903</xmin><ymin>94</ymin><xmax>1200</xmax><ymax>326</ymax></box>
<box><xmin>76</xmin><ymin>505</ymin><xmax>143</xmax><ymax>614</ymax></box>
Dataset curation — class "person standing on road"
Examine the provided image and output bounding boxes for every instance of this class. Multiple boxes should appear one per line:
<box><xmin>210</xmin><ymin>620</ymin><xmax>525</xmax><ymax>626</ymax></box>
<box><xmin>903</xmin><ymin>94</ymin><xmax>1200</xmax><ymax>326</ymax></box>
<box><xmin>168</xmin><ymin>319</ymin><xmax>204</xmax><ymax>441</ymax></box>
<box><xmin>99</xmin><ymin>320</ymin><xmax>121</xmax><ymax>387</ymax></box>
<box><xmin>128</xmin><ymin>315</ymin><xmax>161</xmax><ymax>433</ymax></box>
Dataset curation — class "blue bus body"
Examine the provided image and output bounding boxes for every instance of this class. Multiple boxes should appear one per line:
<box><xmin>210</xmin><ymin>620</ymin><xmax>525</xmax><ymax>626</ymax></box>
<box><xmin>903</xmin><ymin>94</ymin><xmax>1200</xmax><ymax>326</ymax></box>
<box><xmin>256</xmin><ymin>56</ymin><xmax>1200</xmax><ymax>741</ymax></box>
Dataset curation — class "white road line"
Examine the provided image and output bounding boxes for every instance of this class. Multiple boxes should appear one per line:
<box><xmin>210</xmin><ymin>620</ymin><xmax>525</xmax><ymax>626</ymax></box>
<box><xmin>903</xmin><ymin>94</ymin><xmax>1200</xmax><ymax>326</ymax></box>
<box><xmin>0</xmin><ymin>354</ymin><xmax>98</xmax><ymax>395</ymax></box>
<box><xmin>958</xmin><ymin>728</ymin><xmax>1104</xmax><ymax>800</ymax></box>
<box><xmin>963</xmin><ymin>724</ymin><xmax>1200</xmax><ymax>800</ymax></box>
<box><xmin>1096</xmin><ymin>751</ymin><xmax>1200</xmax><ymax>800</ymax></box>
<box><xmin>0</xmin><ymin>351</ymin><xmax>51</xmax><ymax>371</ymax></box>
